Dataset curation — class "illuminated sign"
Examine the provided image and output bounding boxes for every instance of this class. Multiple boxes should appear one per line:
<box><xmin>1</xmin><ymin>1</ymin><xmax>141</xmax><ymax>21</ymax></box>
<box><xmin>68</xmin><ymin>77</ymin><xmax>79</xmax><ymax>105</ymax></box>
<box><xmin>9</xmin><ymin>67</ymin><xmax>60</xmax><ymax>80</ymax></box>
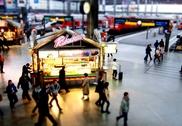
<box><xmin>54</xmin><ymin>34</ymin><xmax>85</xmax><ymax>48</ymax></box>
<box><xmin>155</xmin><ymin>21</ymin><xmax>168</xmax><ymax>27</ymax></box>
<box><xmin>114</xmin><ymin>17</ymin><xmax>169</xmax><ymax>28</ymax></box>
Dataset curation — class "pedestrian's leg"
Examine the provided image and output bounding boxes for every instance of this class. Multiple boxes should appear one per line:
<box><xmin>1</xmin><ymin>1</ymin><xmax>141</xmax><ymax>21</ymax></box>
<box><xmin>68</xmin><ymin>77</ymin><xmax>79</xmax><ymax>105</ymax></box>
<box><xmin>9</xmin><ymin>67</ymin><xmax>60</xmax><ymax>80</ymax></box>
<box><xmin>49</xmin><ymin>96</ymin><xmax>54</xmax><ymax>108</ymax></box>
<box><xmin>64</xmin><ymin>83</ymin><xmax>70</xmax><ymax>93</ymax></box>
<box><xmin>116</xmin><ymin>114</ymin><xmax>124</xmax><ymax>121</ymax></box>
<box><xmin>146</xmin><ymin>54</ymin><xmax>149</xmax><ymax>60</ymax></box>
<box><xmin>22</xmin><ymin>90</ymin><xmax>26</xmax><ymax>99</ymax></box>
<box><xmin>157</xmin><ymin>56</ymin><xmax>160</xmax><ymax>62</ymax></box>
<box><xmin>25</xmin><ymin>90</ymin><xmax>32</xmax><ymax>101</ymax></box>
<box><xmin>114</xmin><ymin>70</ymin><xmax>117</xmax><ymax>79</ymax></box>
<box><xmin>35</xmin><ymin>113</ymin><xmax>44</xmax><ymax>126</ymax></box>
<box><xmin>0</xmin><ymin>108</ymin><xmax>3</xmax><ymax>118</ymax></box>
<box><xmin>46</xmin><ymin>113</ymin><xmax>57</xmax><ymax>125</ymax></box>
<box><xmin>149</xmin><ymin>53</ymin><xmax>152</xmax><ymax>60</ymax></box>
<box><xmin>113</xmin><ymin>70</ymin><xmax>116</xmax><ymax>79</ymax></box>
<box><xmin>105</xmin><ymin>100</ymin><xmax>110</xmax><ymax>114</ymax></box>
<box><xmin>112</xmin><ymin>70</ymin><xmax>115</xmax><ymax>78</ymax></box>
<box><xmin>95</xmin><ymin>93</ymin><xmax>102</xmax><ymax>106</ymax></box>
<box><xmin>13</xmin><ymin>94</ymin><xmax>18</xmax><ymax>107</ymax></box>
<box><xmin>100</xmin><ymin>100</ymin><xmax>105</xmax><ymax>113</ymax></box>
<box><xmin>54</xmin><ymin>95</ymin><xmax>62</xmax><ymax>111</ymax></box>
<box><xmin>123</xmin><ymin>112</ymin><xmax>128</xmax><ymax>126</ymax></box>
<box><xmin>9</xmin><ymin>98</ymin><xmax>14</xmax><ymax>110</ymax></box>
<box><xmin>32</xmin><ymin>104</ymin><xmax>38</xmax><ymax>113</ymax></box>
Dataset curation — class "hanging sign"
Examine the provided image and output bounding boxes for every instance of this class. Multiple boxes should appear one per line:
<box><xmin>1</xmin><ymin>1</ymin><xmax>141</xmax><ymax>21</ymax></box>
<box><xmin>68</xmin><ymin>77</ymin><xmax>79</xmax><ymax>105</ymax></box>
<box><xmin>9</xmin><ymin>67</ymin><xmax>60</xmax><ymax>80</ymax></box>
<box><xmin>54</xmin><ymin>33</ymin><xmax>85</xmax><ymax>48</ymax></box>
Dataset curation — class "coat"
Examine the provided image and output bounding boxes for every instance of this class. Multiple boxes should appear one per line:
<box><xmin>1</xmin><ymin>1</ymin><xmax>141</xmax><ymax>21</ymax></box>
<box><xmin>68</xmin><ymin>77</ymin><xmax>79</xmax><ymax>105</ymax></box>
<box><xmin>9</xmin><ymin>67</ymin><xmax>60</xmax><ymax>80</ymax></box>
<box><xmin>82</xmin><ymin>77</ymin><xmax>89</xmax><ymax>95</ymax></box>
<box><xmin>95</xmin><ymin>80</ymin><xmax>104</xmax><ymax>93</ymax></box>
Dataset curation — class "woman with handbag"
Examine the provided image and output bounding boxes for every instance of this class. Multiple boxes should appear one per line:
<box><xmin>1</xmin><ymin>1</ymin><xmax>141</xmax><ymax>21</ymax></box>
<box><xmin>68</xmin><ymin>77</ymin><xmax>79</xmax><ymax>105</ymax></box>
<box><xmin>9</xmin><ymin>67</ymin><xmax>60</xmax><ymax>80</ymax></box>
<box><xmin>82</xmin><ymin>73</ymin><xmax>90</xmax><ymax>101</ymax></box>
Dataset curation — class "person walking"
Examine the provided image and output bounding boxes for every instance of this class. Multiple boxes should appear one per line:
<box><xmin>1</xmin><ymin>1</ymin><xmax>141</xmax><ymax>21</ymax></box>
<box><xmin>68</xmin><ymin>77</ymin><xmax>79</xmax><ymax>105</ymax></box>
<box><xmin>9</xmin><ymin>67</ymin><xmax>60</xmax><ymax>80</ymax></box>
<box><xmin>22</xmin><ymin>63</ymin><xmax>31</xmax><ymax>76</ymax></box>
<box><xmin>3</xmin><ymin>36</ymin><xmax>9</xmax><ymax>50</ymax></box>
<box><xmin>31</xmin><ymin>84</ymin><xmax>41</xmax><ymax>115</ymax></box>
<box><xmin>34</xmin><ymin>86</ymin><xmax>57</xmax><ymax>126</ymax></box>
<box><xmin>116</xmin><ymin>92</ymin><xmax>130</xmax><ymax>126</ymax></box>
<box><xmin>59</xmin><ymin>66</ymin><xmax>70</xmax><ymax>93</ymax></box>
<box><xmin>0</xmin><ymin>54</ymin><xmax>4</xmax><ymax>73</ymax></box>
<box><xmin>100</xmin><ymin>82</ymin><xmax>110</xmax><ymax>114</ymax></box>
<box><xmin>159</xmin><ymin>39</ymin><xmax>165</xmax><ymax>48</ymax></box>
<box><xmin>144</xmin><ymin>44</ymin><xmax>152</xmax><ymax>61</ymax></box>
<box><xmin>5</xmin><ymin>80</ymin><xmax>18</xmax><ymax>112</ymax></box>
<box><xmin>82</xmin><ymin>73</ymin><xmax>89</xmax><ymax>101</ymax></box>
<box><xmin>17</xmin><ymin>74</ymin><xmax>32</xmax><ymax>102</ymax></box>
<box><xmin>154</xmin><ymin>40</ymin><xmax>159</xmax><ymax>51</ymax></box>
<box><xmin>159</xmin><ymin>46</ymin><xmax>165</xmax><ymax>61</ymax></box>
<box><xmin>112</xmin><ymin>58</ymin><xmax>118</xmax><ymax>79</ymax></box>
<box><xmin>154</xmin><ymin>47</ymin><xmax>161</xmax><ymax>63</ymax></box>
<box><xmin>49</xmin><ymin>80</ymin><xmax>62</xmax><ymax>112</ymax></box>
<box><xmin>95</xmin><ymin>70</ymin><xmax>105</xmax><ymax>106</ymax></box>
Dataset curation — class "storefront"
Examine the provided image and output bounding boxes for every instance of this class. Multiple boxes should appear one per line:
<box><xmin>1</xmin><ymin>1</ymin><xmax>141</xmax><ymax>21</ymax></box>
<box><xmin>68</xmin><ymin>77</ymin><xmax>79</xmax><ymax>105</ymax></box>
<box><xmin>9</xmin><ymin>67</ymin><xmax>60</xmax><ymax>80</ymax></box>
<box><xmin>32</xmin><ymin>30</ymin><xmax>103</xmax><ymax>85</ymax></box>
<box><xmin>0</xmin><ymin>19</ymin><xmax>23</xmax><ymax>45</ymax></box>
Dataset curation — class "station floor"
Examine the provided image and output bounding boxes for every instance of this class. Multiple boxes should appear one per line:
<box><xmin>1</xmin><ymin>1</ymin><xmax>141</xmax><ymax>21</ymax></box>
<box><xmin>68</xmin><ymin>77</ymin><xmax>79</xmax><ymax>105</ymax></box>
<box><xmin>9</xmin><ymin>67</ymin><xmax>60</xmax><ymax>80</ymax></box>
<box><xmin>0</xmin><ymin>31</ymin><xmax>182</xmax><ymax>126</ymax></box>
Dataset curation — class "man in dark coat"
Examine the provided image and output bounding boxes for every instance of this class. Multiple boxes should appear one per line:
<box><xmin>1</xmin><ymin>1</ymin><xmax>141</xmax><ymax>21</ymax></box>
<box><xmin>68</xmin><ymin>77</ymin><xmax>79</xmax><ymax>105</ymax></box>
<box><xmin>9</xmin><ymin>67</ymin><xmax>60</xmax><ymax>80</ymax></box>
<box><xmin>154</xmin><ymin>40</ymin><xmax>159</xmax><ymax>51</ymax></box>
<box><xmin>34</xmin><ymin>87</ymin><xmax>57</xmax><ymax>126</ymax></box>
<box><xmin>5</xmin><ymin>80</ymin><xmax>18</xmax><ymax>112</ymax></box>
<box><xmin>17</xmin><ymin>74</ymin><xmax>32</xmax><ymax>101</ymax></box>
<box><xmin>59</xmin><ymin>66</ymin><xmax>69</xmax><ymax>93</ymax></box>
<box><xmin>144</xmin><ymin>44</ymin><xmax>152</xmax><ymax>61</ymax></box>
<box><xmin>159</xmin><ymin>39</ymin><xmax>165</xmax><ymax>48</ymax></box>
<box><xmin>22</xmin><ymin>63</ymin><xmax>31</xmax><ymax>76</ymax></box>
<box><xmin>95</xmin><ymin>71</ymin><xmax>105</xmax><ymax>106</ymax></box>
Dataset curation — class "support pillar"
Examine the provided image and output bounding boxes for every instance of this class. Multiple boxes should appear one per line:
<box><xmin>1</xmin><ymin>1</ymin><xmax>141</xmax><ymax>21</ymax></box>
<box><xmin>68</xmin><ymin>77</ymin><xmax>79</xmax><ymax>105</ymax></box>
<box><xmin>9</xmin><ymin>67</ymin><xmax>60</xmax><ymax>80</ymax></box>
<box><xmin>87</xmin><ymin>0</ymin><xmax>98</xmax><ymax>38</ymax></box>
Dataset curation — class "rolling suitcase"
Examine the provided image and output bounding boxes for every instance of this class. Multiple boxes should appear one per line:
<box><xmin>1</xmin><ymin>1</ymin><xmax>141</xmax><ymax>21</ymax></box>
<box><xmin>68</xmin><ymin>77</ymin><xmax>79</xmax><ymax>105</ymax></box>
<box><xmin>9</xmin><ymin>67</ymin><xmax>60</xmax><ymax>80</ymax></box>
<box><xmin>118</xmin><ymin>72</ymin><xmax>123</xmax><ymax>80</ymax></box>
<box><xmin>118</xmin><ymin>64</ymin><xmax>123</xmax><ymax>80</ymax></box>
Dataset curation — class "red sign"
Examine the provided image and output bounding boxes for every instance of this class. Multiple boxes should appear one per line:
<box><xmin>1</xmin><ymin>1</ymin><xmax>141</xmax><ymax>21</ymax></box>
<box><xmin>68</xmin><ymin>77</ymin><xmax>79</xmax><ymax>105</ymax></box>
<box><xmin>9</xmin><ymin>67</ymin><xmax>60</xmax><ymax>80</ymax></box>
<box><xmin>54</xmin><ymin>33</ymin><xmax>85</xmax><ymax>48</ymax></box>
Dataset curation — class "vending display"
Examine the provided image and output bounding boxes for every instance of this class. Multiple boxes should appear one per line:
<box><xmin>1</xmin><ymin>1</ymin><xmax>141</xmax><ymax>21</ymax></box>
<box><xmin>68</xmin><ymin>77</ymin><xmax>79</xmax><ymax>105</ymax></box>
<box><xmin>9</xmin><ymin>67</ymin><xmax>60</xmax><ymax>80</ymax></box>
<box><xmin>38</xmin><ymin>49</ymin><xmax>99</xmax><ymax>77</ymax></box>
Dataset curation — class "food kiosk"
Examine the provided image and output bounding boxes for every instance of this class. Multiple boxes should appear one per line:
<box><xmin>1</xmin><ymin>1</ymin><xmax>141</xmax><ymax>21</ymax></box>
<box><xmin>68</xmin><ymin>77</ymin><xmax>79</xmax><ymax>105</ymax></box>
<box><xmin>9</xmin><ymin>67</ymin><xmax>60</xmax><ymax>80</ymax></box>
<box><xmin>32</xmin><ymin>30</ymin><xmax>103</xmax><ymax>85</ymax></box>
<box><xmin>0</xmin><ymin>19</ymin><xmax>23</xmax><ymax>45</ymax></box>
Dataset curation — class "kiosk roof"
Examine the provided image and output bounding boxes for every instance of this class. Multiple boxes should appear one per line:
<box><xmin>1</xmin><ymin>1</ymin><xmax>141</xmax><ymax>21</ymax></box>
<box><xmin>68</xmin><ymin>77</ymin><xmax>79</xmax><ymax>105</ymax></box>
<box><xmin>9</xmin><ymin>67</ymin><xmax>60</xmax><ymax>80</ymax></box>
<box><xmin>33</xmin><ymin>30</ymin><xmax>101</xmax><ymax>50</ymax></box>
